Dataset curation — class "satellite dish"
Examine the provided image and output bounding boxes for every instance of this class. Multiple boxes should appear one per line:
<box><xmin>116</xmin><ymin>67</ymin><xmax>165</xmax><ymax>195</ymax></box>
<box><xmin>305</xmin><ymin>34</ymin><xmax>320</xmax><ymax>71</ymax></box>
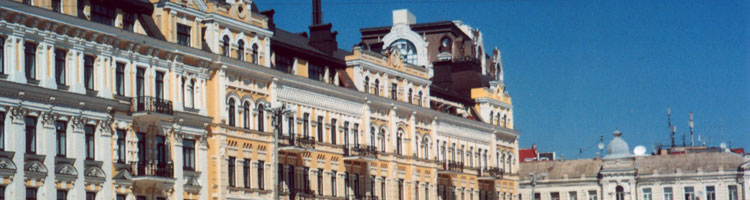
<box><xmin>720</xmin><ymin>142</ymin><xmax>727</xmax><ymax>149</ymax></box>
<box><xmin>634</xmin><ymin>145</ymin><xmax>647</xmax><ymax>156</ymax></box>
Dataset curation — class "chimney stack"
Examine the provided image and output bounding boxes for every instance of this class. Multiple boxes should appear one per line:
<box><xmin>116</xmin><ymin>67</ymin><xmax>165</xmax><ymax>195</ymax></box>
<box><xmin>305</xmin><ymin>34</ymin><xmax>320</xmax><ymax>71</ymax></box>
<box><xmin>308</xmin><ymin>0</ymin><xmax>338</xmax><ymax>55</ymax></box>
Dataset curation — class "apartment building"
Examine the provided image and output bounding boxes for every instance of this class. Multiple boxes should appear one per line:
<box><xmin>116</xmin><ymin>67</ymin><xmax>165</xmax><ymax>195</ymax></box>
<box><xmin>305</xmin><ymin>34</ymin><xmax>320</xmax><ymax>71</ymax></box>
<box><xmin>0</xmin><ymin>0</ymin><xmax>520</xmax><ymax>199</ymax></box>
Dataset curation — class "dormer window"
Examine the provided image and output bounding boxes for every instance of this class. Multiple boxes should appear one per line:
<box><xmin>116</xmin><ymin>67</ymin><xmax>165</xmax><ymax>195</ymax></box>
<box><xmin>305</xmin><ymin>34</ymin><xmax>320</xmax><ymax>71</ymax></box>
<box><xmin>177</xmin><ymin>24</ymin><xmax>191</xmax><ymax>46</ymax></box>
<box><xmin>440</xmin><ymin>37</ymin><xmax>451</xmax><ymax>53</ymax></box>
<box><xmin>390</xmin><ymin>39</ymin><xmax>417</xmax><ymax>65</ymax></box>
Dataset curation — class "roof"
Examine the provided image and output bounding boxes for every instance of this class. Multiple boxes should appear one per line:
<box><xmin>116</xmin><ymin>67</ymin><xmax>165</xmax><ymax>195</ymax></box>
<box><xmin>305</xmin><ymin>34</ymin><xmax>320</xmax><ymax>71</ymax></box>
<box><xmin>519</xmin><ymin>148</ymin><xmax>537</xmax><ymax>162</ymax></box>
<box><xmin>636</xmin><ymin>152</ymin><xmax>744</xmax><ymax>175</ymax></box>
<box><xmin>519</xmin><ymin>159</ymin><xmax>603</xmax><ymax>181</ymax></box>
<box><xmin>360</xmin><ymin>21</ymin><xmax>470</xmax><ymax>38</ymax></box>
<box><xmin>272</xmin><ymin>28</ymin><xmax>350</xmax><ymax>62</ymax></box>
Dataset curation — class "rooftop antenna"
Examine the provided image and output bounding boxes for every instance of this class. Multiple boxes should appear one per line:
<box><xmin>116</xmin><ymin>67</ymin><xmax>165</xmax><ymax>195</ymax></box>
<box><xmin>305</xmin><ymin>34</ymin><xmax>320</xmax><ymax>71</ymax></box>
<box><xmin>682</xmin><ymin>134</ymin><xmax>686</xmax><ymax>147</ymax></box>
<box><xmin>689</xmin><ymin>112</ymin><xmax>694</xmax><ymax>147</ymax></box>
<box><xmin>597</xmin><ymin>135</ymin><xmax>605</xmax><ymax>158</ymax></box>
<box><xmin>668</xmin><ymin>107</ymin><xmax>676</xmax><ymax>147</ymax></box>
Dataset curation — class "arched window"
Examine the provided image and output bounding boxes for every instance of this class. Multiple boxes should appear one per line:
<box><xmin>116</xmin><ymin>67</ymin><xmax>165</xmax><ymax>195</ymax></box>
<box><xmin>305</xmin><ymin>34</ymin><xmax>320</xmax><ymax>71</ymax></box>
<box><xmin>468</xmin><ymin>147</ymin><xmax>473</xmax><ymax>167</ymax></box>
<box><xmin>417</xmin><ymin>91</ymin><xmax>423</xmax><ymax>106</ymax></box>
<box><xmin>408</xmin><ymin>88</ymin><xmax>413</xmax><ymax>104</ymax></box>
<box><xmin>237</xmin><ymin>40</ymin><xmax>245</xmax><ymax>61</ymax></box>
<box><xmin>184</xmin><ymin>79</ymin><xmax>195</xmax><ymax>108</ymax></box>
<box><xmin>450</xmin><ymin>143</ymin><xmax>456</xmax><ymax>162</ymax></box>
<box><xmin>379</xmin><ymin>128</ymin><xmax>385</xmax><ymax>152</ymax></box>
<box><xmin>616</xmin><ymin>186</ymin><xmax>624</xmax><ymax>200</ymax></box>
<box><xmin>423</xmin><ymin>137</ymin><xmax>429</xmax><ymax>159</ymax></box>
<box><xmin>251</xmin><ymin>44</ymin><xmax>259</xmax><ymax>65</ymax></box>
<box><xmin>440</xmin><ymin>37</ymin><xmax>452</xmax><ymax>53</ymax></box>
<box><xmin>227</xmin><ymin>98</ymin><xmax>236</xmax><ymax>126</ymax></box>
<box><xmin>257</xmin><ymin>104</ymin><xmax>265</xmax><ymax>132</ymax></box>
<box><xmin>415</xmin><ymin>135</ymin><xmax>420</xmax><ymax>157</ymax></box>
<box><xmin>396</xmin><ymin>129</ymin><xmax>403</xmax><ymax>155</ymax></box>
<box><xmin>489</xmin><ymin>111</ymin><xmax>494</xmax><ymax>125</ymax></box>
<box><xmin>374</xmin><ymin>79</ymin><xmax>380</xmax><ymax>96</ymax></box>
<box><xmin>364</xmin><ymin>77</ymin><xmax>370</xmax><ymax>93</ymax></box>
<box><xmin>222</xmin><ymin>35</ymin><xmax>230</xmax><ymax>57</ymax></box>
<box><xmin>389</xmin><ymin>39</ymin><xmax>417</xmax><ymax>65</ymax></box>
<box><xmin>243</xmin><ymin>101</ymin><xmax>250</xmax><ymax>129</ymax></box>
<box><xmin>459</xmin><ymin>145</ymin><xmax>464</xmax><ymax>164</ymax></box>
<box><xmin>370</xmin><ymin>126</ymin><xmax>376</xmax><ymax>147</ymax></box>
<box><xmin>502</xmin><ymin>115</ymin><xmax>507</xmax><ymax>128</ymax></box>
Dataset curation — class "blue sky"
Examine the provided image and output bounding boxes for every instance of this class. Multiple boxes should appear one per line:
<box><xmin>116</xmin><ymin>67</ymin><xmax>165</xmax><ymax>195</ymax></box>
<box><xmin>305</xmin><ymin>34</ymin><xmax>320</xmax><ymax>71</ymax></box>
<box><xmin>254</xmin><ymin>0</ymin><xmax>750</xmax><ymax>158</ymax></box>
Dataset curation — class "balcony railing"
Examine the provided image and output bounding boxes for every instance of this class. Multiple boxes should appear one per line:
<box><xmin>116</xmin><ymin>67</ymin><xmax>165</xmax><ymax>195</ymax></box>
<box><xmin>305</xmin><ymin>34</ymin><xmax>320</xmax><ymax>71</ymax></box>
<box><xmin>440</xmin><ymin>161</ymin><xmax>464</xmax><ymax>173</ymax></box>
<box><xmin>133</xmin><ymin>161</ymin><xmax>173</xmax><ymax>178</ymax></box>
<box><xmin>343</xmin><ymin>144</ymin><xmax>378</xmax><ymax>158</ymax></box>
<box><xmin>478</xmin><ymin>167</ymin><xmax>504</xmax><ymax>178</ymax></box>
<box><xmin>133</xmin><ymin>96</ymin><xmax>173</xmax><ymax>115</ymax></box>
<box><xmin>279</xmin><ymin>135</ymin><xmax>316</xmax><ymax>149</ymax></box>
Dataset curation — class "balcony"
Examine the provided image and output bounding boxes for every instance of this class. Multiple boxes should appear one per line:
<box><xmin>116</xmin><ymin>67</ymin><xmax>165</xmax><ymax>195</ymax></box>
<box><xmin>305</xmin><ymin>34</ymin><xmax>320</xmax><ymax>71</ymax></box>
<box><xmin>343</xmin><ymin>144</ymin><xmax>378</xmax><ymax>162</ymax></box>
<box><xmin>438</xmin><ymin>161</ymin><xmax>464</xmax><ymax>175</ymax></box>
<box><xmin>131</xmin><ymin>96</ymin><xmax>173</xmax><ymax>121</ymax></box>
<box><xmin>131</xmin><ymin>161</ymin><xmax>175</xmax><ymax>186</ymax></box>
<box><xmin>278</xmin><ymin>135</ymin><xmax>316</xmax><ymax>153</ymax></box>
<box><xmin>478</xmin><ymin>167</ymin><xmax>504</xmax><ymax>181</ymax></box>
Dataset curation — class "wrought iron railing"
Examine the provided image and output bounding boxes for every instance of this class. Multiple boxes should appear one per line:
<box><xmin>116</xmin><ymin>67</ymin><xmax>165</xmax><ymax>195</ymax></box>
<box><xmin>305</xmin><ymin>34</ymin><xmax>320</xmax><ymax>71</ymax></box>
<box><xmin>478</xmin><ymin>167</ymin><xmax>504</xmax><ymax>178</ymax></box>
<box><xmin>133</xmin><ymin>96</ymin><xmax>173</xmax><ymax>115</ymax></box>
<box><xmin>134</xmin><ymin>161</ymin><xmax>174</xmax><ymax>178</ymax></box>
<box><xmin>343</xmin><ymin>144</ymin><xmax>378</xmax><ymax>158</ymax></box>
<box><xmin>440</xmin><ymin>161</ymin><xmax>464</xmax><ymax>173</ymax></box>
<box><xmin>279</xmin><ymin>135</ymin><xmax>316</xmax><ymax>149</ymax></box>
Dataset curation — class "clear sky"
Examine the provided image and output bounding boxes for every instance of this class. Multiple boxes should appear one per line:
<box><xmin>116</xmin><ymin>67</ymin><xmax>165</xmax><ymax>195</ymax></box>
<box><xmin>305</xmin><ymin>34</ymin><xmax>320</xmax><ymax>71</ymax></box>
<box><xmin>253</xmin><ymin>0</ymin><xmax>750</xmax><ymax>158</ymax></box>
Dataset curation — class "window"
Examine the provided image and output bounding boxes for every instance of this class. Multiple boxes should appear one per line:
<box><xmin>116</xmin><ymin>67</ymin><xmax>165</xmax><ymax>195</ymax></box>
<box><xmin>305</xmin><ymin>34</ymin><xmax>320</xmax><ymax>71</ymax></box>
<box><xmin>379</xmin><ymin>129</ymin><xmax>385</xmax><ymax>152</ymax></box>
<box><xmin>274</xmin><ymin>54</ymin><xmax>293</xmax><ymax>73</ymax></box>
<box><xmin>317</xmin><ymin>169</ymin><xmax>323</xmax><ymax>195</ymax></box>
<box><xmin>309</xmin><ymin>64</ymin><xmax>323</xmax><ymax>81</ymax></box>
<box><xmin>389</xmin><ymin>39</ymin><xmax>417</xmax><ymax>65</ymax></box>
<box><xmin>344</xmin><ymin>173</ymin><xmax>349</xmax><ymax>197</ymax></box>
<box><xmin>440</xmin><ymin>37</ymin><xmax>451</xmax><ymax>52</ymax></box>
<box><xmin>257</xmin><ymin>160</ymin><xmax>264</xmax><ymax>190</ymax></box>
<box><xmin>728</xmin><ymin>185</ymin><xmax>738</xmax><ymax>200</ymax></box>
<box><xmin>303</xmin><ymin>113</ymin><xmax>309</xmax><ymax>137</ymax></box>
<box><xmin>415</xmin><ymin>182</ymin><xmax>419</xmax><ymax>200</ymax></box>
<box><xmin>251</xmin><ymin>44</ymin><xmax>259</xmax><ymax>64</ymax></box>
<box><xmin>115</xmin><ymin>63</ymin><xmax>125</xmax><ymax>95</ymax></box>
<box><xmin>257</xmin><ymin>104</ymin><xmax>265</xmax><ymax>132</ymax></box>
<box><xmin>642</xmin><ymin>188</ymin><xmax>652</xmax><ymax>200</ymax></box>
<box><xmin>24</xmin><ymin>43</ymin><xmax>36</xmax><ymax>80</ymax></box>
<box><xmin>243</xmin><ymin>102</ymin><xmax>250</xmax><ymax>129</ymax></box>
<box><xmin>408</xmin><ymin>88</ymin><xmax>413</xmax><ymax>104</ymax></box>
<box><xmin>417</xmin><ymin>91</ymin><xmax>423</xmax><ymax>106</ymax></box>
<box><xmin>398</xmin><ymin>179</ymin><xmax>404</xmax><ymax>200</ymax></box>
<box><xmin>84</xmin><ymin>55</ymin><xmax>94</xmax><ymax>90</ymax></box>
<box><xmin>391</xmin><ymin>83</ymin><xmax>397</xmax><ymax>100</ymax></box>
<box><xmin>364</xmin><ymin>77</ymin><xmax>369</xmax><ymax>93</ymax></box>
<box><xmin>243</xmin><ymin>160</ymin><xmax>250</xmax><ymax>188</ymax></box>
<box><xmin>85</xmin><ymin>192</ymin><xmax>95</xmax><ymax>200</ymax></box>
<box><xmin>228</xmin><ymin>157</ymin><xmax>235</xmax><ymax>187</ymax></box>
<box><xmin>237</xmin><ymin>40</ymin><xmax>245</xmax><ymax>60</ymax></box>
<box><xmin>683</xmin><ymin>186</ymin><xmax>694</xmax><ymax>200</ymax></box>
<box><xmin>551</xmin><ymin>192</ymin><xmax>560</xmax><ymax>200</ymax></box>
<box><xmin>177</xmin><ymin>24</ymin><xmax>191</xmax><ymax>46</ymax></box>
<box><xmin>587</xmin><ymin>191</ymin><xmax>597</xmax><ymax>200</ymax></box>
<box><xmin>91</xmin><ymin>3</ymin><xmax>115</xmax><ymax>25</ymax></box>
<box><xmin>374</xmin><ymin>79</ymin><xmax>380</xmax><ymax>95</ymax></box>
<box><xmin>317</xmin><ymin>116</ymin><xmax>323</xmax><ymax>142</ymax></box>
<box><xmin>331</xmin><ymin>171</ymin><xmax>337</xmax><ymax>197</ymax></box>
<box><xmin>85</xmin><ymin>125</ymin><xmax>95</xmax><ymax>160</ymax></box>
<box><xmin>122</xmin><ymin>12</ymin><xmax>135</xmax><ymax>31</ymax></box>
<box><xmin>705</xmin><ymin>186</ymin><xmax>715</xmax><ymax>200</ymax></box>
<box><xmin>23</xmin><ymin>0</ymin><xmax>30</xmax><ymax>5</ymax></box>
<box><xmin>137</xmin><ymin>133</ymin><xmax>146</xmax><ymax>164</ymax></box>
<box><xmin>183</xmin><ymin>139</ymin><xmax>195</xmax><ymax>170</ymax></box>
<box><xmin>54</xmin><ymin>49</ymin><xmax>66</xmax><ymax>85</ymax></box>
<box><xmin>56</xmin><ymin>121</ymin><xmax>67</xmax><ymax>157</ymax></box>
<box><xmin>663</xmin><ymin>187</ymin><xmax>673</xmax><ymax>200</ymax></box>
<box><xmin>303</xmin><ymin>167</ymin><xmax>310</xmax><ymax>194</ymax></box>
<box><xmin>26</xmin><ymin>188</ymin><xmax>37</xmax><ymax>200</ymax></box>
<box><xmin>289</xmin><ymin>166</ymin><xmax>296</xmax><ymax>192</ymax></box>
<box><xmin>343</xmin><ymin>122</ymin><xmax>349</xmax><ymax>145</ymax></box>
<box><xmin>185</xmin><ymin>79</ymin><xmax>195</xmax><ymax>108</ymax></box>
<box><xmin>57</xmin><ymin>190</ymin><xmax>67</xmax><ymax>200</ymax></box>
<box><xmin>136</xmin><ymin>68</ymin><xmax>145</xmax><ymax>97</ymax></box>
<box><xmin>155</xmin><ymin>71</ymin><xmax>164</xmax><ymax>99</ymax></box>
<box><xmin>222</xmin><ymin>35</ymin><xmax>230</xmax><ymax>57</ymax></box>
<box><xmin>227</xmin><ymin>98</ymin><xmax>235</xmax><ymax>126</ymax></box>
<box><xmin>425</xmin><ymin>184</ymin><xmax>429</xmax><ymax>200</ymax></box>
<box><xmin>0</xmin><ymin>112</ymin><xmax>4</xmax><ymax>150</ymax></box>
<box><xmin>330</xmin><ymin>119</ymin><xmax>336</xmax><ymax>144</ymax></box>
<box><xmin>287</xmin><ymin>116</ymin><xmax>294</xmax><ymax>136</ymax></box>
<box><xmin>396</xmin><ymin>130</ymin><xmax>403</xmax><ymax>155</ymax></box>
<box><xmin>115</xmin><ymin>129</ymin><xmax>126</xmax><ymax>163</ymax></box>
<box><xmin>0</xmin><ymin>37</ymin><xmax>4</xmax><ymax>75</ymax></box>
<box><xmin>615</xmin><ymin>186</ymin><xmax>624</xmax><ymax>200</ymax></box>
<box><xmin>156</xmin><ymin>136</ymin><xmax>166</xmax><ymax>165</ymax></box>
<box><xmin>381</xmin><ymin>177</ymin><xmax>386</xmax><ymax>200</ymax></box>
<box><xmin>116</xmin><ymin>194</ymin><xmax>126</xmax><ymax>200</ymax></box>
<box><xmin>534</xmin><ymin>192</ymin><xmax>541</xmax><ymax>200</ymax></box>
<box><xmin>353</xmin><ymin>123</ymin><xmax>359</xmax><ymax>145</ymax></box>
<box><xmin>25</xmin><ymin>116</ymin><xmax>36</xmax><ymax>154</ymax></box>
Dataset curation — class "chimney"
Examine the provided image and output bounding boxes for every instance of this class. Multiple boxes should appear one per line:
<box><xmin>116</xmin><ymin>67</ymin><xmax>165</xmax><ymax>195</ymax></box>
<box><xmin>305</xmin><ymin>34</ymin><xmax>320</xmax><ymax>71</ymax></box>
<box><xmin>308</xmin><ymin>0</ymin><xmax>338</xmax><ymax>55</ymax></box>
<box><xmin>392</xmin><ymin>9</ymin><xmax>416</xmax><ymax>26</ymax></box>
<box><xmin>261</xmin><ymin>9</ymin><xmax>276</xmax><ymax>31</ymax></box>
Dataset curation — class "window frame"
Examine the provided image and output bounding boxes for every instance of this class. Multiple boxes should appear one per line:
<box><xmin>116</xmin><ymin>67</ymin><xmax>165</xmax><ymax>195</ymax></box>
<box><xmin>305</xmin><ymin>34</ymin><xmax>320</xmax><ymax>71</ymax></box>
<box><xmin>183</xmin><ymin>139</ymin><xmax>195</xmax><ymax>170</ymax></box>
<box><xmin>176</xmin><ymin>24</ymin><xmax>191</xmax><ymax>46</ymax></box>
<box><xmin>54</xmin><ymin>49</ymin><xmax>66</xmax><ymax>86</ymax></box>
<box><xmin>55</xmin><ymin>121</ymin><xmax>67</xmax><ymax>157</ymax></box>
<box><xmin>84</xmin><ymin>125</ymin><xmax>95</xmax><ymax>160</ymax></box>
<box><xmin>25</xmin><ymin>116</ymin><xmax>37</xmax><ymax>154</ymax></box>
<box><xmin>84</xmin><ymin>55</ymin><xmax>94</xmax><ymax>90</ymax></box>
<box><xmin>24</xmin><ymin>43</ymin><xmax>37</xmax><ymax>81</ymax></box>
<box><xmin>116</xmin><ymin>129</ymin><xmax>126</xmax><ymax>163</ymax></box>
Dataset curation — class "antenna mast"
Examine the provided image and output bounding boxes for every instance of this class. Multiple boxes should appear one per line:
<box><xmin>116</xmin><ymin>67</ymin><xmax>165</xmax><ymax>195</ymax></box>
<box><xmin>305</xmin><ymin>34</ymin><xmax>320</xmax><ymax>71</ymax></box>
<box><xmin>689</xmin><ymin>112</ymin><xmax>694</xmax><ymax>147</ymax></box>
<box><xmin>668</xmin><ymin>107</ymin><xmax>675</xmax><ymax>147</ymax></box>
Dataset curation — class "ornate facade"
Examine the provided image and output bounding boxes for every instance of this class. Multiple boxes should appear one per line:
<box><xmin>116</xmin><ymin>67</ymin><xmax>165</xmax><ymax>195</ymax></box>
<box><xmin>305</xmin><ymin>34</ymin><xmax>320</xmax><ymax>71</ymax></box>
<box><xmin>0</xmin><ymin>0</ymin><xmax>520</xmax><ymax>199</ymax></box>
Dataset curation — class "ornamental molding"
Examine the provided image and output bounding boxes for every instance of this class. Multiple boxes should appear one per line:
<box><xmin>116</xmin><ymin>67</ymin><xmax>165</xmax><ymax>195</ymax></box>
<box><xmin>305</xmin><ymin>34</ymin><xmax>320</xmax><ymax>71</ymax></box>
<box><xmin>0</xmin><ymin>157</ymin><xmax>16</xmax><ymax>170</ymax></box>
<box><xmin>55</xmin><ymin>163</ymin><xmax>78</xmax><ymax>176</ymax></box>
<box><xmin>24</xmin><ymin>160</ymin><xmax>47</xmax><ymax>173</ymax></box>
<box><xmin>84</xmin><ymin>166</ymin><xmax>106</xmax><ymax>178</ymax></box>
<box><xmin>278</xmin><ymin>86</ymin><xmax>362</xmax><ymax>117</ymax></box>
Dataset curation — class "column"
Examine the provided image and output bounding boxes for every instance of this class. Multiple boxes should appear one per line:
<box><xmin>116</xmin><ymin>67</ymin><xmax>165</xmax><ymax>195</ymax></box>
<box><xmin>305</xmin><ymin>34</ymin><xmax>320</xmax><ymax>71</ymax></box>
<box><xmin>172</xmin><ymin>131</ymin><xmax>185</xmax><ymax>200</ymax></box>
<box><xmin>40</xmin><ymin>112</ymin><xmax>56</xmax><ymax>199</ymax></box>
